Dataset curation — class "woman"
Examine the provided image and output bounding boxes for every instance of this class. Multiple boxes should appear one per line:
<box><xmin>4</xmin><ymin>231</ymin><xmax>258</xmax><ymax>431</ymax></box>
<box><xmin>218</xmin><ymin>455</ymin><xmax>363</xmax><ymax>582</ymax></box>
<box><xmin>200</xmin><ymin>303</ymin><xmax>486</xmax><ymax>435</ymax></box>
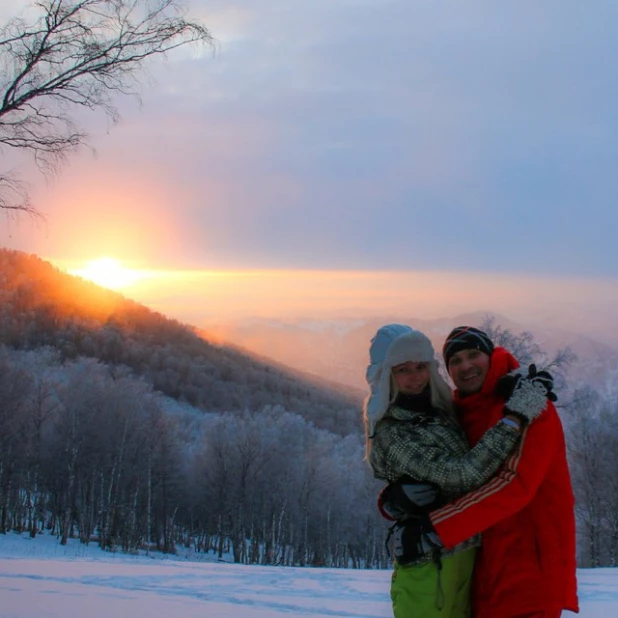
<box><xmin>364</xmin><ymin>324</ymin><xmax>545</xmax><ymax>618</ymax></box>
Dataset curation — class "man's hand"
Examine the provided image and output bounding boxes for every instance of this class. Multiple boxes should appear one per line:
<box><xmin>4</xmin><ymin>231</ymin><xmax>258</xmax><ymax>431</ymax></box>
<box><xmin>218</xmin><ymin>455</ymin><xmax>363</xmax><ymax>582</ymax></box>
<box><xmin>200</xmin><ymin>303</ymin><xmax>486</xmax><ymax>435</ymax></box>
<box><xmin>390</xmin><ymin>514</ymin><xmax>443</xmax><ymax>565</ymax></box>
<box><xmin>378</xmin><ymin>481</ymin><xmax>439</xmax><ymax>521</ymax></box>
<box><xmin>503</xmin><ymin>365</ymin><xmax>557</xmax><ymax>423</ymax></box>
<box><xmin>494</xmin><ymin>370</ymin><xmax>522</xmax><ymax>401</ymax></box>
<box><xmin>495</xmin><ymin>364</ymin><xmax>558</xmax><ymax>406</ymax></box>
<box><xmin>527</xmin><ymin>364</ymin><xmax>558</xmax><ymax>402</ymax></box>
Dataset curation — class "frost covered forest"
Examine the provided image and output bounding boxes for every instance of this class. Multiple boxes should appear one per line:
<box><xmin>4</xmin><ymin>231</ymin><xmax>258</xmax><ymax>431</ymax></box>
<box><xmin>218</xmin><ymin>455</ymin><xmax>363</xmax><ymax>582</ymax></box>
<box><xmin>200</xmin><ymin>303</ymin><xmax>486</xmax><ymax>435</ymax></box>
<box><xmin>0</xmin><ymin>249</ymin><xmax>616</xmax><ymax>568</ymax></box>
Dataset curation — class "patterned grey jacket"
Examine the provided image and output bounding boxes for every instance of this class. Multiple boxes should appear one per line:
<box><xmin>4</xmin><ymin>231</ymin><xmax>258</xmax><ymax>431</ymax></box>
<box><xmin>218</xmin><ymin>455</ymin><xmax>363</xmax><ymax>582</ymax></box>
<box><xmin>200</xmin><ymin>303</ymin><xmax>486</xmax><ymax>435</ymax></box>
<box><xmin>370</xmin><ymin>403</ymin><xmax>521</xmax><ymax>564</ymax></box>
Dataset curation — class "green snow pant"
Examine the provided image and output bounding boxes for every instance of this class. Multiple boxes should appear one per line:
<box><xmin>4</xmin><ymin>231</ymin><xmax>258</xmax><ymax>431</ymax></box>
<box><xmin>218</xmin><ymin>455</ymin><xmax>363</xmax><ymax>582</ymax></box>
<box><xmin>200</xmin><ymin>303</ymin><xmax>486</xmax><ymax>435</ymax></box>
<box><xmin>390</xmin><ymin>547</ymin><xmax>476</xmax><ymax>618</ymax></box>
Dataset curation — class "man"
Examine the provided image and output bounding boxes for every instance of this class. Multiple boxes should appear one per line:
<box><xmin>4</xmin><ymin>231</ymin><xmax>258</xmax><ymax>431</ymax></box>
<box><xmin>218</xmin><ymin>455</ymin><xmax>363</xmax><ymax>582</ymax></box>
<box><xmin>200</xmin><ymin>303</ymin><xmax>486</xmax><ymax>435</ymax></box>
<box><xmin>428</xmin><ymin>326</ymin><xmax>578</xmax><ymax>618</ymax></box>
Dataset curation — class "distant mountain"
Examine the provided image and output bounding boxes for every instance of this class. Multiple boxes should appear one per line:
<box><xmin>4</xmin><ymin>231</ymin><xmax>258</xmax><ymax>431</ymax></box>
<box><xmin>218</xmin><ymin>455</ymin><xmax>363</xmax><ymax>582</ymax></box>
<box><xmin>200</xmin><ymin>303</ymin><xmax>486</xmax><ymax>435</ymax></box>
<box><xmin>0</xmin><ymin>249</ymin><xmax>362</xmax><ymax>435</ymax></box>
<box><xmin>204</xmin><ymin>311</ymin><xmax>618</xmax><ymax>396</ymax></box>
<box><xmin>529</xmin><ymin>305</ymin><xmax>618</xmax><ymax>348</ymax></box>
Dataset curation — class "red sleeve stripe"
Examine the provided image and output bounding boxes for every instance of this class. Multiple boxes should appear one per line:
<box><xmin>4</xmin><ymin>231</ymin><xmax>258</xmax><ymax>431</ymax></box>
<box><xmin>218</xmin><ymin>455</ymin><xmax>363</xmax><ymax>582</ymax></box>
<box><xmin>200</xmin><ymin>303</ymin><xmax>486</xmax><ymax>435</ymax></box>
<box><xmin>431</xmin><ymin>427</ymin><xmax>527</xmax><ymax>524</ymax></box>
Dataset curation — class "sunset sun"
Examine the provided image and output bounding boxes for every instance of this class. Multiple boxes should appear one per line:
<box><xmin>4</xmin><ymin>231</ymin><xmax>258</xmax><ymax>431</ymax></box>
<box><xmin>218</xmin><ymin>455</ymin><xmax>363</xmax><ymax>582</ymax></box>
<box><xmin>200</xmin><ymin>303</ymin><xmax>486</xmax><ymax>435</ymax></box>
<box><xmin>72</xmin><ymin>257</ymin><xmax>144</xmax><ymax>291</ymax></box>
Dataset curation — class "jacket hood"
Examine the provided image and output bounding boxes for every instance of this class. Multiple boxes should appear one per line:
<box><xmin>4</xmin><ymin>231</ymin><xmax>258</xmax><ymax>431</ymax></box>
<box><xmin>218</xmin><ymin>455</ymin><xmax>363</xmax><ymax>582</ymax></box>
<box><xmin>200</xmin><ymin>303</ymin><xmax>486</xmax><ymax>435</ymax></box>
<box><xmin>365</xmin><ymin>324</ymin><xmax>436</xmax><ymax>436</ymax></box>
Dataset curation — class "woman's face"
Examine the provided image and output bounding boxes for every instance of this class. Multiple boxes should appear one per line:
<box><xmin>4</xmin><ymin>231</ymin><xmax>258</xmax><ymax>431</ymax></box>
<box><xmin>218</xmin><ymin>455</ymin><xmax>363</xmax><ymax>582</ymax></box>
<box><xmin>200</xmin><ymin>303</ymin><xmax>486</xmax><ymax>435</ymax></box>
<box><xmin>392</xmin><ymin>361</ymin><xmax>430</xmax><ymax>395</ymax></box>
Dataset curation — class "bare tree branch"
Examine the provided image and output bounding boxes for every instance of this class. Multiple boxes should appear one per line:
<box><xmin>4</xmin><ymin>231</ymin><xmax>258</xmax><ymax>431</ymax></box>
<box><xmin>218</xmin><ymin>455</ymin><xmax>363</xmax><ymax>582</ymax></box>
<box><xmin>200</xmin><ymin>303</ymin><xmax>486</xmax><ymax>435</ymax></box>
<box><xmin>0</xmin><ymin>0</ymin><xmax>213</xmax><ymax>215</ymax></box>
<box><xmin>0</xmin><ymin>174</ymin><xmax>40</xmax><ymax>218</ymax></box>
<box><xmin>480</xmin><ymin>314</ymin><xmax>577</xmax><ymax>404</ymax></box>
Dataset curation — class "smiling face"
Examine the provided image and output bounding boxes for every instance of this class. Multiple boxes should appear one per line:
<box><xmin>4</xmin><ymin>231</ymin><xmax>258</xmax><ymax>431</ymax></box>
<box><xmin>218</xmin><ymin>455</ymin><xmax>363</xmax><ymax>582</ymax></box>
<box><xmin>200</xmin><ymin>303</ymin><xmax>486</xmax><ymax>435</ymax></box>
<box><xmin>447</xmin><ymin>349</ymin><xmax>491</xmax><ymax>395</ymax></box>
<box><xmin>392</xmin><ymin>361</ymin><xmax>430</xmax><ymax>395</ymax></box>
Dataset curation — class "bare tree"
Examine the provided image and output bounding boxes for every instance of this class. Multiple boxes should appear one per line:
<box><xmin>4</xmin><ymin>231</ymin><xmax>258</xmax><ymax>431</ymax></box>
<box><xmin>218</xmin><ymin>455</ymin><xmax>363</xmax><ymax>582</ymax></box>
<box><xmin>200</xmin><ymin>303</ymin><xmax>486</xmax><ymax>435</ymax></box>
<box><xmin>0</xmin><ymin>0</ymin><xmax>212</xmax><ymax>214</ymax></box>
<box><xmin>480</xmin><ymin>315</ymin><xmax>542</xmax><ymax>366</ymax></box>
<box><xmin>480</xmin><ymin>314</ymin><xmax>577</xmax><ymax>399</ymax></box>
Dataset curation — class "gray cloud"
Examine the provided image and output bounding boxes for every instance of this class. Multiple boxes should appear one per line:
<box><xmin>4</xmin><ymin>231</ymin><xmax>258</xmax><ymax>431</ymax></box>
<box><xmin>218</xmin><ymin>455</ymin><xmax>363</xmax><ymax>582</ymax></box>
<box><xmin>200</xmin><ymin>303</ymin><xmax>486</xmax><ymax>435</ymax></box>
<box><xmin>2</xmin><ymin>0</ymin><xmax>617</xmax><ymax>277</ymax></box>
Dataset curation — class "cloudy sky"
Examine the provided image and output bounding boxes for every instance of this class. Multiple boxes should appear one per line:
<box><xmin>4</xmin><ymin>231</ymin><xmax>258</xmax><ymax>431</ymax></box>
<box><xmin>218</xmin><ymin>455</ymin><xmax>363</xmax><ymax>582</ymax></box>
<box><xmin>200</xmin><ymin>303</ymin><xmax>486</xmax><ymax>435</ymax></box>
<box><xmin>1</xmin><ymin>0</ymin><xmax>617</xmax><ymax>330</ymax></box>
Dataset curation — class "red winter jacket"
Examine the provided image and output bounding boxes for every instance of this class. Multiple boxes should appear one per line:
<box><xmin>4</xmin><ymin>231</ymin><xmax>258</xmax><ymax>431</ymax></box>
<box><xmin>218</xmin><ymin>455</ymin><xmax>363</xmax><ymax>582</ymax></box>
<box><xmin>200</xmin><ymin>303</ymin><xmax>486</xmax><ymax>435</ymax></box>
<box><xmin>430</xmin><ymin>347</ymin><xmax>579</xmax><ymax>617</ymax></box>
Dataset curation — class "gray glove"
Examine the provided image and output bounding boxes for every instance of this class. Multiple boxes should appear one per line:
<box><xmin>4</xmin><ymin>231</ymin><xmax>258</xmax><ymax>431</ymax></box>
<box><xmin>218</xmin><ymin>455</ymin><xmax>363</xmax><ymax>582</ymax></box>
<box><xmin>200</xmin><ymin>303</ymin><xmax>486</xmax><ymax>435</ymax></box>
<box><xmin>504</xmin><ymin>375</ymin><xmax>549</xmax><ymax>423</ymax></box>
<box><xmin>401</xmin><ymin>483</ymin><xmax>438</xmax><ymax>507</ymax></box>
<box><xmin>378</xmin><ymin>481</ymin><xmax>439</xmax><ymax>521</ymax></box>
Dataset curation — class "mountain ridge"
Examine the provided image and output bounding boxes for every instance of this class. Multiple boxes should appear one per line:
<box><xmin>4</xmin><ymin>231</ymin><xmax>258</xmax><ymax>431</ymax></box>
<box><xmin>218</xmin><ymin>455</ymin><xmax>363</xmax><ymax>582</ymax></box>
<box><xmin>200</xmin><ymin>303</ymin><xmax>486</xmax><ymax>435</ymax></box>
<box><xmin>204</xmin><ymin>312</ymin><xmax>618</xmax><ymax>395</ymax></box>
<box><xmin>0</xmin><ymin>248</ymin><xmax>362</xmax><ymax>435</ymax></box>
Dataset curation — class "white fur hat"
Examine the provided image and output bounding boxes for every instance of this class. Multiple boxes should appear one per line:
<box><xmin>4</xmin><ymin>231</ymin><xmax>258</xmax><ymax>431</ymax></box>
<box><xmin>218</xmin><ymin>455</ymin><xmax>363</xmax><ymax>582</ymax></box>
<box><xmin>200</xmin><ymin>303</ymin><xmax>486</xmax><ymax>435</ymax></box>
<box><xmin>364</xmin><ymin>324</ymin><xmax>436</xmax><ymax>436</ymax></box>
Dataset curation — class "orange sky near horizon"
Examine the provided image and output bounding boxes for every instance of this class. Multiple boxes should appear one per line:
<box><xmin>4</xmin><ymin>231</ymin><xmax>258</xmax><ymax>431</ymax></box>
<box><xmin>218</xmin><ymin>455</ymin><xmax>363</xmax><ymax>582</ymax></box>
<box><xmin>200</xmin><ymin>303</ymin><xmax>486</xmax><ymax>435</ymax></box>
<box><xmin>50</xmin><ymin>257</ymin><xmax>618</xmax><ymax>345</ymax></box>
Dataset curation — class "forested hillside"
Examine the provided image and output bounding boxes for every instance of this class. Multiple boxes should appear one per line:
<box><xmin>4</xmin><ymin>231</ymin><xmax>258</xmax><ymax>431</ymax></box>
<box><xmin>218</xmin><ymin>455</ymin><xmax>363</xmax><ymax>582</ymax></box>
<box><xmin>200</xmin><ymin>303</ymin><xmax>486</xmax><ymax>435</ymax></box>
<box><xmin>0</xmin><ymin>249</ymin><xmax>384</xmax><ymax>568</ymax></box>
<box><xmin>0</xmin><ymin>249</ymin><xmax>362</xmax><ymax>436</ymax></box>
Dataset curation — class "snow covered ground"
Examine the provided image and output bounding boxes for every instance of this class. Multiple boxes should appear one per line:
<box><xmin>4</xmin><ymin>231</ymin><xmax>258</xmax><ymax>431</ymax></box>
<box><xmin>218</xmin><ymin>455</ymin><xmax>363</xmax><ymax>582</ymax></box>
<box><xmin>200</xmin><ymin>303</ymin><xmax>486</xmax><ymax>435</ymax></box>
<box><xmin>0</xmin><ymin>533</ymin><xmax>616</xmax><ymax>617</ymax></box>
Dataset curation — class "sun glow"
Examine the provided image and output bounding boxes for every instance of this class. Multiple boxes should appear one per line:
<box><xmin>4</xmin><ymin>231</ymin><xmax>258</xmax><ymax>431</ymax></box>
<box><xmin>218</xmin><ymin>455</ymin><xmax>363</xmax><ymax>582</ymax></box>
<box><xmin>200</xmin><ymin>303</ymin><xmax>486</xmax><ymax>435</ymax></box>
<box><xmin>71</xmin><ymin>257</ymin><xmax>146</xmax><ymax>291</ymax></box>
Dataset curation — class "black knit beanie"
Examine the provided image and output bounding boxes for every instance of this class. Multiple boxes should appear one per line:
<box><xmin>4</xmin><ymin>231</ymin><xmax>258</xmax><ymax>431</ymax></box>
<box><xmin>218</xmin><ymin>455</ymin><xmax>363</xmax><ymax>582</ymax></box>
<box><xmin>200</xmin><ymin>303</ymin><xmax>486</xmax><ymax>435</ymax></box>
<box><xmin>443</xmin><ymin>326</ymin><xmax>495</xmax><ymax>367</ymax></box>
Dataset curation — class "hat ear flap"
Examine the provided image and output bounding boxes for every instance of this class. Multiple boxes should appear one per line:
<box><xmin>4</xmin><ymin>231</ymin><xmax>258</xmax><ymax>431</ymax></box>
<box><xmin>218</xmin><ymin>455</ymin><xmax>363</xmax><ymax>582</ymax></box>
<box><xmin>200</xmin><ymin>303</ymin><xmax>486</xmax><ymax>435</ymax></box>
<box><xmin>366</xmin><ymin>363</ymin><xmax>382</xmax><ymax>386</ymax></box>
<box><xmin>365</xmin><ymin>364</ymin><xmax>393</xmax><ymax>436</ymax></box>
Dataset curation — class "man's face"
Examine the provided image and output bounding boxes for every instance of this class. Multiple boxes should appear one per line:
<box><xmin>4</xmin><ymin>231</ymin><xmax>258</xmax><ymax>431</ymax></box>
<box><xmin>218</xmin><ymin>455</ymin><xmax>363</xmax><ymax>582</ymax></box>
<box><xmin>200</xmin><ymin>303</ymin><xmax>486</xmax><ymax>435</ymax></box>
<box><xmin>448</xmin><ymin>349</ymin><xmax>491</xmax><ymax>395</ymax></box>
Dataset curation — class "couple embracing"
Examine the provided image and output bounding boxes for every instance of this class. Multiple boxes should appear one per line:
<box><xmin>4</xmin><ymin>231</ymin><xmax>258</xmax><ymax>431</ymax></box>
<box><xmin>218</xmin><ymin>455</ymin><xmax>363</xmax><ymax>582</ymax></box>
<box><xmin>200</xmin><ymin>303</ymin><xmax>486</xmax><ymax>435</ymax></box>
<box><xmin>364</xmin><ymin>325</ymin><xmax>578</xmax><ymax>618</ymax></box>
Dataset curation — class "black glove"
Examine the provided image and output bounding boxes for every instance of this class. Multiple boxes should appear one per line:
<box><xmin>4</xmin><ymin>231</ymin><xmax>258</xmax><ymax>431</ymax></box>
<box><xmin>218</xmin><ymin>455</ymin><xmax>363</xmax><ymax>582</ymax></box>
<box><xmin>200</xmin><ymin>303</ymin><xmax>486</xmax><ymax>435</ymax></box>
<box><xmin>503</xmin><ymin>363</ymin><xmax>558</xmax><ymax>424</ymax></box>
<box><xmin>387</xmin><ymin>514</ymin><xmax>443</xmax><ymax>565</ymax></box>
<box><xmin>526</xmin><ymin>364</ymin><xmax>557</xmax><ymax>402</ymax></box>
<box><xmin>378</xmin><ymin>481</ymin><xmax>439</xmax><ymax>521</ymax></box>
<box><xmin>495</xmin><ymin>371</ymin><xmax>522</xmax><ymax>400</ymax></box>
<box><xmin>495</xmin><ymin>364</ymin><xmax>557</xmax><ymax>403</ymax></box>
